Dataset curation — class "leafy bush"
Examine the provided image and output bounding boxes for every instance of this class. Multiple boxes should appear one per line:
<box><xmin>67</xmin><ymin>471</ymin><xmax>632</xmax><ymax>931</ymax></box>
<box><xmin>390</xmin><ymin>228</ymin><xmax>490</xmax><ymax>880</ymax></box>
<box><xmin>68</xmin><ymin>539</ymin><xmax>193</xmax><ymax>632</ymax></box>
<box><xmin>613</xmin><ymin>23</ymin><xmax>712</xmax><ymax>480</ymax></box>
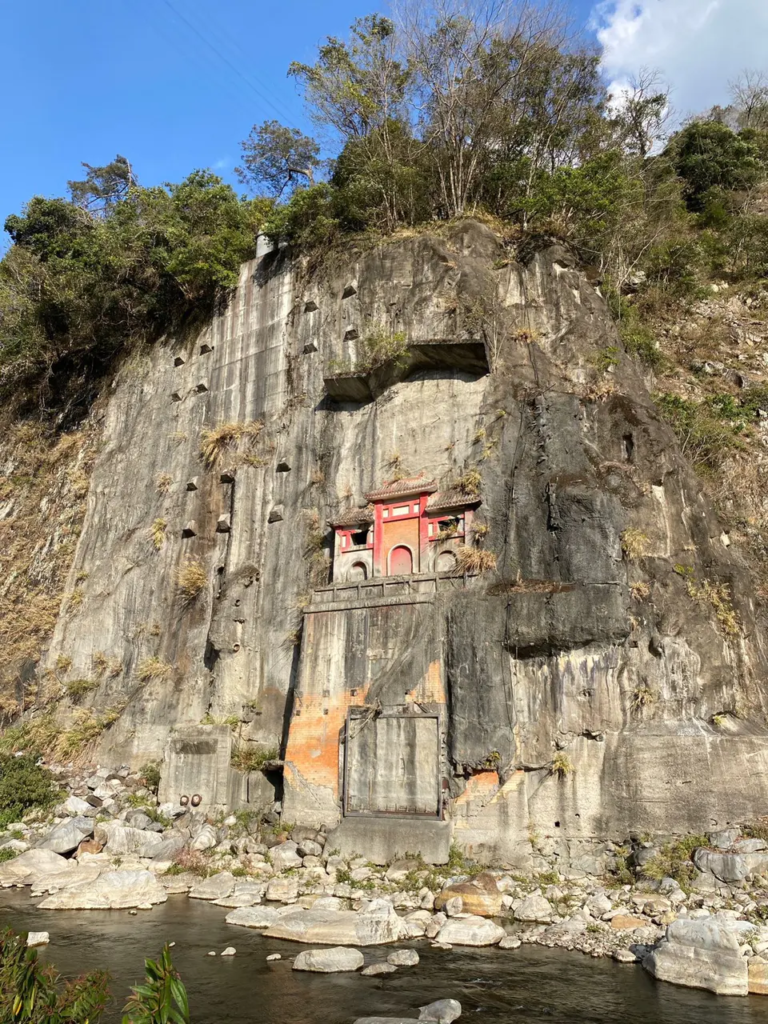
<box><xmin>668</xmin><ymin>121</ymin><xmax>765</xmax><ymax>211</ymax></box>
<box><xmin>1</xmin><ymin>169</ymin><xmax>259</xmax><ymax>409</ymax></box>
<box><xmin>122</xmin><ymin>944</ymin><xmax>190</xmax><ymax>1024</ymax></box>
<box><xmin>655</xmin><ymin>393</ymin><xmax>744</xmax><ymax>472</ymax></box>
<box><xmin>176</xmin><ymin>560</ymin><xmax>208</xmax><ymax>599</ymax></box>
<box><xmin>140</xmin><ymin>761</ymin><xmax>162</xmax><ymax>792</ymax></box>
<box><xmin>641</xmin><ymin>834</ymin><xmax>709</xmax><ymax>889</ymax></box>
<box><xmin>0</xmin><ymin>927</ymin><xmax>110</xmax><ymax>1024</ymax></box>
<box><xmin>262</xmin><ymin>183</ymin><xmax>338</xmax><ymax>249</ymax></box>
<box><xmin>0</xmin><ymin>754</ymin><xmax>57</xmax><ymax>828</ymax></box>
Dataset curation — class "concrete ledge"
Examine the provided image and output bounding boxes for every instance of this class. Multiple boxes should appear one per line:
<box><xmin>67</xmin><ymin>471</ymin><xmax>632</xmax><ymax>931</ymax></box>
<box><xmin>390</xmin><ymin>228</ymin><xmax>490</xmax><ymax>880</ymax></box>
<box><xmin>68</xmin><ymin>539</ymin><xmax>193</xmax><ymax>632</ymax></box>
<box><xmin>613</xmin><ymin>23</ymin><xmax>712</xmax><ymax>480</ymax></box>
<box><xmin>327</xmin><ymin>817</ymin><xmax>451</xmax><ymax>865</ymax></box>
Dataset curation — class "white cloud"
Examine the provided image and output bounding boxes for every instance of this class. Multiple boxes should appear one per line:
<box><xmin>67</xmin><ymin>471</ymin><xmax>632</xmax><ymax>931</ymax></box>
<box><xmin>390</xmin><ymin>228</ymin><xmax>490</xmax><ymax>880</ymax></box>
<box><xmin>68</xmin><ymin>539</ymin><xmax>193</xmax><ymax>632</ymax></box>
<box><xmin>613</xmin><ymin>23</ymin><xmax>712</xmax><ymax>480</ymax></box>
<box><xmin>592</xmin><ymin>0</ymin><xmax>768</xmax><ymax>122</ymax></box>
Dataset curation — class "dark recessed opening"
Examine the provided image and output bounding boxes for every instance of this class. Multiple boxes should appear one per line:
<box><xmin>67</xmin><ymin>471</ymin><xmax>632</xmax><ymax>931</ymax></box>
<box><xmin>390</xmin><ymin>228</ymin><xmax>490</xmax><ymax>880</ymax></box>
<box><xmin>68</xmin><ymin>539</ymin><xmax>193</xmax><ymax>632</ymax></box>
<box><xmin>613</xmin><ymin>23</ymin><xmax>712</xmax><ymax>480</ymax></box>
<box><xmin>351</xmin><ymin>529</ymin><xmax>369</xmax><ymax>546</ymax></box>
<box><xmin>623</xmin><ymin>433</ymin><xmax>635</xmax><ymax>462</ymax></box>
<box><xmin>554</xmin><ymin>820</ymin><xmax>561</xmax><ymax>828</ymax></box>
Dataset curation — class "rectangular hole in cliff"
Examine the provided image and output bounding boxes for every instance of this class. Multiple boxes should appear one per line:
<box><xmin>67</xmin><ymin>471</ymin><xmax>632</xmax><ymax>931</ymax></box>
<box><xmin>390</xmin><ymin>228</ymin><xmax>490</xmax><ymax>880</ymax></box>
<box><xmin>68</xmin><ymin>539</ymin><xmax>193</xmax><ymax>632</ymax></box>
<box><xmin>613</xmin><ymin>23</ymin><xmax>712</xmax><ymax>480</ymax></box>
<box><xmin>623</xmin><ymin>433</ymin><xmax>635</xmax><ymax>462</ymax></box>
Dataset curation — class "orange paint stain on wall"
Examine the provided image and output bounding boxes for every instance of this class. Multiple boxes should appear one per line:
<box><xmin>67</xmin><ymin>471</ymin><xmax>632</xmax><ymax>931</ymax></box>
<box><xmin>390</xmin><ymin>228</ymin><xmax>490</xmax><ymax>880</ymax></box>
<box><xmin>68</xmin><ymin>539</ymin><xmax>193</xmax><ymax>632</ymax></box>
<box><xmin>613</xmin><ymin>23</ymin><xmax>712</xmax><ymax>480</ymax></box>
<box><xmin>452</xmin><ymin>770</ymin><xmax>500</xmax><ymax>808</ymax></box>
<box><xmin>284</xmin><ymin>683</ymin><xmax>370</xmax><ymax>799</ymax></box>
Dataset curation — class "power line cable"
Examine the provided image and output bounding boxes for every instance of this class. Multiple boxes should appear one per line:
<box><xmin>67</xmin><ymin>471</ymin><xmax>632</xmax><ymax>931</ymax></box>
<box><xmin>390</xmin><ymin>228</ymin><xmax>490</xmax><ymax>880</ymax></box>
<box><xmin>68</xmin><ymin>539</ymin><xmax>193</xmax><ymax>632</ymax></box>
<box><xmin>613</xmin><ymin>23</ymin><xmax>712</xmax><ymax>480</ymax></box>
<box><xmin>148</xmin><ymin>2</ymin><xmax>250</xmax><ymax>113</ymax></box>
<box><xmin>184</xmin><ymin>0</ymin><xmax>304</xmax><ymax>126</ymax></box>
<box><xmin>162</xmin><ymin>0</ymin><xmax>300</xmax><ymax>128</ymax></box>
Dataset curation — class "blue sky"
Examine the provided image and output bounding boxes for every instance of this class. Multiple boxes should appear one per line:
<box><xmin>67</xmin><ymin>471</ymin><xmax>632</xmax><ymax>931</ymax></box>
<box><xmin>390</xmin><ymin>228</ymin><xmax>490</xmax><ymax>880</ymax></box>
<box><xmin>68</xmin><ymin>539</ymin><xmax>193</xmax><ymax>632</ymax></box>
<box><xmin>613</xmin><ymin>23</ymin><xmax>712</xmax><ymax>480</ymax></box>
<box><xmin>1</xmin><ymin>0</ymin><xmax>762</xmax><ymax>237</ymax></box>
<box><xmin>0</xmin><ymin>0</ymin><xmax>593</xmax><ymax>229</ymax></box>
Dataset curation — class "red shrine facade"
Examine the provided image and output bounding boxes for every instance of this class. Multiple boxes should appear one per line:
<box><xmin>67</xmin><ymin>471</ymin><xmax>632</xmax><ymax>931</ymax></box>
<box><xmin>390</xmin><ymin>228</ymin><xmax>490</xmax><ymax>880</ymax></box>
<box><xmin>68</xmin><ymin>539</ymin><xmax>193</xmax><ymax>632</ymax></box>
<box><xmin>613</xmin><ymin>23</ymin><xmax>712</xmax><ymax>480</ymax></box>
<box><xmin>330</xmin><ymin>477</ymin><xmax>481</xmax><ymax>583</ymax></box>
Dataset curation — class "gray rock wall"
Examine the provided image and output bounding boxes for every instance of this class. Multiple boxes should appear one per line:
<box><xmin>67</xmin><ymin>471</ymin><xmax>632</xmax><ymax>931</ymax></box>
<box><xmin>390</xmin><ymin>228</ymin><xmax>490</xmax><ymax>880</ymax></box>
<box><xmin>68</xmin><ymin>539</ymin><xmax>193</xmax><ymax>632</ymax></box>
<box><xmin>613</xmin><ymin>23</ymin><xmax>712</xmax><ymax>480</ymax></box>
<box><xmin>40</xmin><ymin>220</ymin><xmax>768</xmax><ymax>866</ymax></box>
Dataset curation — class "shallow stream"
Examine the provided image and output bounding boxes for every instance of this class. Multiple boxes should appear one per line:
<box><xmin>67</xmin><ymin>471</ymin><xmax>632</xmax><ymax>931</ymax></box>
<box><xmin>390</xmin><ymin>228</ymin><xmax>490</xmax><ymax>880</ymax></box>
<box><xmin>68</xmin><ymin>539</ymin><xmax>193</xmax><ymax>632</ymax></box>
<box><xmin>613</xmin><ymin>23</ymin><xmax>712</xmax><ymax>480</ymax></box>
<box><xmin>3</xmin><ymin>891</ymin><xmax>768</xmax><ymax>1024</ymax></box>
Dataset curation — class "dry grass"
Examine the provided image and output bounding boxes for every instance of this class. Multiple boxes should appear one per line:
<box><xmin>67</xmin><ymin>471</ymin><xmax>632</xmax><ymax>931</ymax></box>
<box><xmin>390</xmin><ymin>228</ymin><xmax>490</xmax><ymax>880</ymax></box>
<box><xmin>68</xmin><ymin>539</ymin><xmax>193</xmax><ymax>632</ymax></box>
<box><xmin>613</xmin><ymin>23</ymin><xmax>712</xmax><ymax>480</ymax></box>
<box><xmin>630</xmin><ymin>581</ymin><xmax>651</xmax><ymax>600</ymax></box>
<box><xmin>551</xmin><ymin>751</ymin><xmax>574</xmax><ymax>778</ymax></box>
<box><xmin>456</xmin><ymin>468</ymin><xmax>482</xmax><ymax>496</ymax></box>
<box><xmin>150</xmin><ymin>518</ymin><xmax>167</xmax><ymax>551</ymax></box>
<box><xmin>621</xmin><ymin>528</ymin><xmax>649</xmax><ymax>561</ymax></box>
<box><xmin>456</xmin><ymin>547</ymin><xmax>496</xmax><ymax>574</ymax></box>
<box><xmin>231</xmin><ymin>745</ymin><xmax>279</xmax><ymax>772</ymax></box>
<box><xmin>65</xmin><ymin>677</ymin><xmax>98</xmax><ymax>700</ymax></box>
<box><xmin>0</xmin><ymin>420</ymin><xmax>99</xmax><ymax>710</ymax></box>
<box><xmin>630</xmin><ymin>686</ymin><xmax>658</xmax><ymax>710</ymax></box>
<box><xmin>156</xmin><ymin>473</ymin><xmax>173</xmax><ymax>493</ymax></box>
<box><xmin>137</xmin><ymin>657</ymin><xmax>174</xmax><ymax>683</ymax></box>
<box><xmin>176</xmin><ymin>559</ymin><xmax>208</xmax><ymax>598</ymax></box>
<box><xmin>199</xmin><ymin>421</ymin><xmax>263</xmax><ymax>468</ymax></box>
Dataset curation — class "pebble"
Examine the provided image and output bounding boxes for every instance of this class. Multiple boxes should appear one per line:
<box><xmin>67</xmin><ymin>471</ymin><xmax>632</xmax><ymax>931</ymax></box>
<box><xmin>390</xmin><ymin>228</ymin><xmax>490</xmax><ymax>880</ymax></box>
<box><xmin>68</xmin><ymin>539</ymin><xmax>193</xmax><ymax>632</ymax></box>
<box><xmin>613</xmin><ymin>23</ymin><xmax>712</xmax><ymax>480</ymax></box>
<box><xmin>221</xmin><ymin>947</ymin><xmax>236</xmax><ymax>956</ymax></box>
<box><xmin>266</xmin><ymin>953</ymin><xmax>281</xmax><ymax>961</ymax></box>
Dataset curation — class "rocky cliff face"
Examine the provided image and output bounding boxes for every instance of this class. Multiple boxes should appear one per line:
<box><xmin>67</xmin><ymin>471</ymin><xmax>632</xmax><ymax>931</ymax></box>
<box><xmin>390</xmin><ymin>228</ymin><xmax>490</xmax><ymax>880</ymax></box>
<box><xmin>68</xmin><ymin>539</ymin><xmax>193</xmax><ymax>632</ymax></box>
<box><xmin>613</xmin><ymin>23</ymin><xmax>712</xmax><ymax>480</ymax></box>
<box><xmin>21</xmin><ymin>219</ymin><xmax>768</xmax><ymax>871</ymax></box>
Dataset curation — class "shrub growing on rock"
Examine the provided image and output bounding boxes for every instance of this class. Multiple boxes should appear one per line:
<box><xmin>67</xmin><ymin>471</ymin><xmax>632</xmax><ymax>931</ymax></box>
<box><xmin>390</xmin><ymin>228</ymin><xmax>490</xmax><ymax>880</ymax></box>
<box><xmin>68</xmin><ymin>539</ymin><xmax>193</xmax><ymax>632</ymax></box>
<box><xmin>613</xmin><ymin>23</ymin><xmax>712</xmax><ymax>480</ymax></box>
<box><xmin>0</xmin><ymin>753</ymin><xmax>57</xmax><ymax>828</ymax></box>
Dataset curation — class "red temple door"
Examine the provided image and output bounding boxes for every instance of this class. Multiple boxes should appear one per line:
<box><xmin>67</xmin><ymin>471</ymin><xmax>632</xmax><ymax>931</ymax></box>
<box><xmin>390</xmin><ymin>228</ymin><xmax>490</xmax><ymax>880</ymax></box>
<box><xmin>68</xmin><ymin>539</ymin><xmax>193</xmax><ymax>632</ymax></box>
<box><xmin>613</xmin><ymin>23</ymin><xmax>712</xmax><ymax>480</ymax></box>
<box><xmin>389</xmin><ymin>545</ymin><xmax>413</xmax><ymax>575</ymax></box>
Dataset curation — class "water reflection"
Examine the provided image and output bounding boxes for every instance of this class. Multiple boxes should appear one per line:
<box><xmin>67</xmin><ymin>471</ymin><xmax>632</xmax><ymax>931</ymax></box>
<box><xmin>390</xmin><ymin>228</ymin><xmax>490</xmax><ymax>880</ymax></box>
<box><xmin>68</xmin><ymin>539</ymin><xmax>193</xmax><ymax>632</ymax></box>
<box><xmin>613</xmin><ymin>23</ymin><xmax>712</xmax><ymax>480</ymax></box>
<box><xmin>3</xmin><ymin>892</ymin><xmax>768</xmax><ymax>1024</ymax></box>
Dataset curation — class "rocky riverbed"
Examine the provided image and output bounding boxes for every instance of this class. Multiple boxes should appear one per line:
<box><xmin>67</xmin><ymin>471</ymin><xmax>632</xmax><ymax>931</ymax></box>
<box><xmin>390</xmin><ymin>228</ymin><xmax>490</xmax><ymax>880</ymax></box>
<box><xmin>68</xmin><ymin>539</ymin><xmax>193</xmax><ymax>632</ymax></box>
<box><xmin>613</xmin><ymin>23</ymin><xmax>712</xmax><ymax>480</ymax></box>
<box><xmin>5</xmin><ymin>762</ymin><xmax>768</xmax><ymax>1000</ymax></box>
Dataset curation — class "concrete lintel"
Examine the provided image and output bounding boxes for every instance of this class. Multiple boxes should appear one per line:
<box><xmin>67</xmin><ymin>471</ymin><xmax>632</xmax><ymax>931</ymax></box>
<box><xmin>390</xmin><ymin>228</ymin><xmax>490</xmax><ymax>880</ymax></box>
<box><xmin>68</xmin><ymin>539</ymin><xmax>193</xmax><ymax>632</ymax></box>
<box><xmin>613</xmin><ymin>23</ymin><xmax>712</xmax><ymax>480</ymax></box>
<box><xmin>305</xmin><ymin>593</ymin><xmax>436</xmax><ymax>614</ymax></box>
<box><xmin>327</xmin><ymin>817</ymin><xmax>451</xmax><ymax>865</ymax></box>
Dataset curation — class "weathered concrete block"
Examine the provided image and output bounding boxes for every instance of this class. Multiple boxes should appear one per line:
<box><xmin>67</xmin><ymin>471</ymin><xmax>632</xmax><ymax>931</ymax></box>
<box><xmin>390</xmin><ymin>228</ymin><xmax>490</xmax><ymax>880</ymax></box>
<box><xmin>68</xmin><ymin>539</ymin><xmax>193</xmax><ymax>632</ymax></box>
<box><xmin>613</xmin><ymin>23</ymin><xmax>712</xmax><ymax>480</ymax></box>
<box><xmin>327</xmin><ymin>818</ymin><xmax>451</xmax><ymax>866</ymax></box>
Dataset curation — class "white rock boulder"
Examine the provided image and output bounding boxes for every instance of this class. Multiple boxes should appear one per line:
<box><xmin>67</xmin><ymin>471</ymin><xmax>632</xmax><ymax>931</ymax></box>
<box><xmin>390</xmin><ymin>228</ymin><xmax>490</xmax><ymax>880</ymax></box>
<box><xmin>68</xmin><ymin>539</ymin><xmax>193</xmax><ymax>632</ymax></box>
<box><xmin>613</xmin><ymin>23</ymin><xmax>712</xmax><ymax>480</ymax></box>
<box><xmin>293</xmin><ymin>947</ymin><xmax>364</xmax><ymax>972</ymax></box>
<box><xmin>38</xmin><ymin>870</ymin><xmax>167</xmax><ymax>910</ymax></box>
<box><xmin>436</xmin><ymin>916</ymin><xmax>505</xmax><ymax>946</ymax></box>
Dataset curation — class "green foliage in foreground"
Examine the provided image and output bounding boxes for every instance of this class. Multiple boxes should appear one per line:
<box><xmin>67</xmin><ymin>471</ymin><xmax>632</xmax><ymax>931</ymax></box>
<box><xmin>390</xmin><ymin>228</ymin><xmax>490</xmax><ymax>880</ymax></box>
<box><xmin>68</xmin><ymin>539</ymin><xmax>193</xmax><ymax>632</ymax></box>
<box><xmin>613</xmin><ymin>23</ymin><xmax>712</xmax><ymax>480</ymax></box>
<box><xmin>0</xmin><ymin>928</ymin><xmax>110</xmax><ymax>1023</ymax></box>
<box><xmin>122</xmin><ymin>946</ymin><xmax>190</xmax><ymax>1024</ymax></box>
<box><xmin>0</xmin><ymin>930</ymin><xmax>190</xmax><ymax>1024</ymax></box>
<box><xmin>0</xmin><ymin>753</ymin><xmax>57</xmax><ymax>829</ymax></box>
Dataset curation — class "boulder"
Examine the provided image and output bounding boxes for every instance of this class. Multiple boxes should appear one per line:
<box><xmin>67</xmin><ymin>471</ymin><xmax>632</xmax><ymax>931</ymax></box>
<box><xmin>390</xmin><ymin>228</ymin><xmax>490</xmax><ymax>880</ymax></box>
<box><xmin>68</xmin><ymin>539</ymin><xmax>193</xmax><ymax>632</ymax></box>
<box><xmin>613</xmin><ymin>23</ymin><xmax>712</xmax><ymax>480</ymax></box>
<box><xmin>225</xmin><ymin>906</ymin><xmax>281</xmax><ymax>929</ymax></box>
<box><xmin>645</xmin><ymin>914</ymin><xmax>755</xmax><ymax>996</ymax></box>
<box><xmin>709</xmin><ymin>828</ymin><xmax>741</xmax><ymax>849</ymax></box>
<box><xmin>213</xmin><ymin>882</ymin><xmax>264</xmax><ymax>908</ymax></box>
<box><xmin>499</xmin><ymin>935</ymin><xmax>521</xmax><ymax>949</ymax></box>
<box><xmin>435</xmin><ymin>916</ymin><xmax>505</xmax><ymax>946</ymax></box>
<box><xmin>266</xmin><ymin>876</ymin><xmax>299</xmax><ymax>902</ymax></box>
<box><xmin>362</xmin><ymin>963</ymin><xmax>398</xmax><ymax>976</ymax></box>
<box><xmin>270</xmin><ymin>841</ymin><xmax>302</xmax><ymax>871</ymax></box>
<box><xmin>0</xmin><ymin>849</ymin><xmax>71</xmax><ymax>887</ymax></box>
<box><xmin>435</xmin><ymin>873</ymin><xmax>502</xmax><ymax>918</ymax></box>
<box><xmin>92</xmin><ymin>779</ymin><xmax>123</xmax><ymax>800</ymax></box>
<box><xmin>419</xmin><ymin>999</ymin><xmax>462</xmax><ymax>1022</ymax></box>
<box><xmin>189</xmin><ymin>871</ymin><xmax>234</xmax><ymax>901</ymax></box>
<box><xmin>190</xmin><ymin>825</ymin><xmax>218</xmax><ymax>852</ymax></box>
<box><xmin>297</xmin><ymin>840</ymin><xmax>324</xmax><ymax>858</ymax></box>
<box><xmin>514</xmin><ymin>894</ymin><xmax>553</xmax><ymax>924</ymax></box>
<box><xmin>75</xmin><ymin>839</ymin><xmax>103</xmax><ymax>858</ymax></box>
<box><xmin>59</xmin><ymin>796</ymin><xmax>95</xmax><ymax>817</ymax></box>
<box><xmin>388</xmin><ymin>949</ymin><xmax>419</xmax><ymax>966</ymax></box>
<box><xmin>126</xmin><ymin>811</ymin><xmax>153</xmax><ymax>830</ymax></box>
<box><xmin>39</xmin><ymin>818</ymin><xmax>94</xmax><ymax>855</ymax></box>
<box><xmin>749</xmin><ymin>960</ymin><xmax>768</xmax><ymax>995</ymax></box>
<box><xmin>264</xmin><ymin>898</ymin><xmax>407</xmax><ymax>946</ymax></box>
<box><xmin>694</xmin><ymin>847</ymin><xmax>768</xmax><ymax>883</ymax></box>
<box><xmin>27</xmin><ymin>932</ymin><xmax>50</xmax><ymax>947</ymax></box>
<box><xmin>38</xmin><ymin>870</ymin><xmax>167</xmax><ymax>910</ymax></box>
<box><xmin>293</xmin><ymin>947</ymin><xmax>364</xmax><ymax>972</ymax></box>
<box><xmin>149</xmin><ymin>837</ymin><xmax>187</xmax><ymax>865</ymax></box>
<box><xmin>96</xmin><ymin>822</ymin><xmax>164</xmax><ymax>858</ymax></box>
<box><xmin>385</xmin><ymin>859</ymin><xmax>423</xmax><ymax>883</ymax></box>
<box><xmin>610</xmin><ymin>915</ymin><xmax>648</xmax><ymax>931</ymax></box>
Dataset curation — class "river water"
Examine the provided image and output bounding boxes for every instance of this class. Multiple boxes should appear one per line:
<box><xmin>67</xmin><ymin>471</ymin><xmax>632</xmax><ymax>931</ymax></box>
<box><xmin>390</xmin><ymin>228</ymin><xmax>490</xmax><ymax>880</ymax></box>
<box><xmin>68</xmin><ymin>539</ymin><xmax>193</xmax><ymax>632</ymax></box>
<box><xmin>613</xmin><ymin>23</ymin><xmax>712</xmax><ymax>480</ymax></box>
<box><xmin>3</xmin><ymin>891</ymin><xmax>768</xmax><ymax>1024</ymax></box>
